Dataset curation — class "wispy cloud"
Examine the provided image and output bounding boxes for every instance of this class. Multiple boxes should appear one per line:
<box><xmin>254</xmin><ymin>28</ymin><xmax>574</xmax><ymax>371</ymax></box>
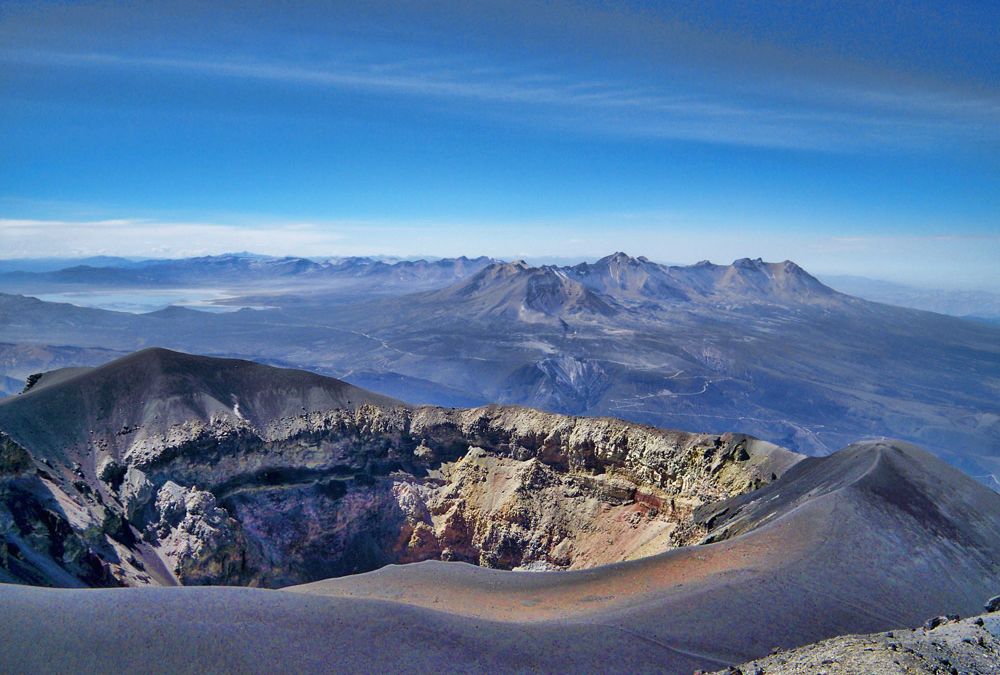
<box><xmin>0</xmin><ymin>218</ymin><xmax>348</xmax><ymax>258</ymax></box>
<box><xmin>5</xmin><ymin>48</ymin><xmax>996</xmax><ymax>151</ymax></box>
<box><xmin>830</xmin><ymin>234</ymin><xmax>1000</xmax><ymax>244</ymax></box>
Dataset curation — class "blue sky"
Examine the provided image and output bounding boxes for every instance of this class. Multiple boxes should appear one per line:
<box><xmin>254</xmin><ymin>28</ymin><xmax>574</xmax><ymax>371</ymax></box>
<box><xmin>1</xmin><ymin>1</ymin><xmax>999</xmax><ymax>288</ymax></box>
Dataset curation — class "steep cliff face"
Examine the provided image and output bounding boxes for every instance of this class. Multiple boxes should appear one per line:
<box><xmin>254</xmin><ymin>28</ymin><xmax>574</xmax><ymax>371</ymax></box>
<box><xmin>0</xmin><ymin>349</ymin><xmax>800</xmax><ymax>588</ymax></box>
<box><xmin>0</xmin><ymin>432</ymin><xmax>123</xmax><ymax>587</ymax></box>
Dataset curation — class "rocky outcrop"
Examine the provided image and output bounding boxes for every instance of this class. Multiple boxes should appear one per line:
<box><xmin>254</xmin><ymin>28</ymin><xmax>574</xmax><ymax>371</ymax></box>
<box><xmin>95</xmin><ymin>456</ymin><xmax>124</xmax><ymax>486</ymax></box>
<box><xmin>2</xmin><ymin>403</ymin><xmax>797</xmax><ymax>587</ymax></box>
<box><xmin>0</xmin><ymin>470</ymin><xmax>123</xmax><ymax>588</ymax></box>
<box><xmin>151</xmin><ymin>482</ymin><xmax>248</xmax><ymax>585</ymax></box>
<box><xmin>711</xmin><ymin>606</ymin><xmax>1000</xmax><ymax>675</ymax></box>
<box><xmin>0</xmin><ymin>433</ymin><xmax>32</xmax><ymax>476</ymax></box>
<box><xmin>115</xmin><ymin>404</ymin><xmax>795</xmax><ymax>584</ymax></box>
<box><xmin>119</xmin><ymin>467</ymin><xmax>154</xmax><ymax>523</ymax></box>
<box><xmin>388</xmin><ymin>448</ymin><xmax>710</xmax><ymax>570</ymax></box>
<box><xmin>0</xmin><ymin>351</ymin><xmax>801</xmax><ymax>588</ymax></box>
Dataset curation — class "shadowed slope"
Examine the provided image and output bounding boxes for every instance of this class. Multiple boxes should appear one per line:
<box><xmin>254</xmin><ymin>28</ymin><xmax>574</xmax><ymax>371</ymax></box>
<box><xmin>0</xmin><ymin>347</ymin><xmax>400</xmax><ymax>461</ymax></box>
<box><xmin>566</xmin><ymin>253</ymin><xmax>840</xmax><ymax>306</ymax></box>
<box><xmin>418</xmin><ymin>261</ymin><xmax>617</xmax><ymax>321</ymax></box>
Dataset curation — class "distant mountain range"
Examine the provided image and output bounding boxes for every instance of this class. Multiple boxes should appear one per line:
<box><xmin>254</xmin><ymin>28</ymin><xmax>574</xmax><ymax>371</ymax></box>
<box><xmin>0</xmin><ymin>253</ymin><xmax>497</xmax><ymax>295</ymax></box>
<box><xmin>422</xmin><ymin>254</ymin><xmax>844</xmax><ymax>321</ymax></box>
<box><xmin>0</xmin><ymin>256</ymin><xmax>153</xmax><ymax>274</ymax></box>
<box><xmin>0</xmin><ymin>252</ymin><xmax>847</xmax><ymax>306</ymax></box>
<box><xmin>822</xmin><ymin>274</ymin><xmax>1000</xmax><ymax>320</ymax></box>
<box><xmin>0</xmin><ymin>252</ymin><xmax>998</xmax><ymax>490</ymax></box>
<box><xmin>4</xmin><ymin>252</ymin><xmax>997</xmax><ymax>318</ymax></box>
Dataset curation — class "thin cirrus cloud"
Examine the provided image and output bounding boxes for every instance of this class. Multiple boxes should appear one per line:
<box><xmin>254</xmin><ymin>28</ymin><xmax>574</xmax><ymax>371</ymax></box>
<box><xmin>0</xmin><ymin>219</ymin><xmax>348</xmax><ymax>259</ymax></box>
<box><xmin>1</xmin><ymin>3</ymin><xmax>997</xmax><ymax>291</ymax></box>
<box><xmin>5</xmin><ymin>47</ymin><xmax>996</xmax><ymax>152</ymax></box>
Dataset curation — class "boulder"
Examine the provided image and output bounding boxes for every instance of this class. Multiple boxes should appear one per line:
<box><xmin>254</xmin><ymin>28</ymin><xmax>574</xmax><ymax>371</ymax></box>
<box><xmin>923</xmin><ymin>616</ymin><xmax>948</xmax><ymax>630</ymax></box>
<box><xmin>119</xmin><ymin>467</ymin><xmax>154</xmax><ymax>523</ymax></box>
<box><xmin>96</xmin><ymin>456</ymin><xmax>125</xmax><ymax>486</ymax></box>
<box><xmin>151</xmin><ymin>481</ymin><xmax>249</xmax><ymax>585</ymax></box>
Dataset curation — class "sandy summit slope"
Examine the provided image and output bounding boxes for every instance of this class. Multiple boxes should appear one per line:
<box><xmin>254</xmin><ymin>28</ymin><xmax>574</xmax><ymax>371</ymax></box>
<box><xmin>2</xmin><ymin>440</ymin><xmax>997</xmax><ymax>673</ymax></box>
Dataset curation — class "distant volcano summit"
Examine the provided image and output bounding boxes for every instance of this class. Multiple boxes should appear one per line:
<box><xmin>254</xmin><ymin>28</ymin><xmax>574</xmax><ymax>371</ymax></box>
<box><xmin>412</xmin><ymin>253</ymin><xmax>843</xmax><ymax>323</ymax></box>
<box><xmin>568</xmin><ymin>252</ymin><xmax>840</xmax><ymax>306</ymax></box>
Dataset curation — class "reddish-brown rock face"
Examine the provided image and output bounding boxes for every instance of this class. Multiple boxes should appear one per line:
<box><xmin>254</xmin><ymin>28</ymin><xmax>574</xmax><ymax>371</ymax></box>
<box><xmin>2</xmin><ymin>399</ymin><xmax>798</xmax><ymax>587</ymax></box>
<box><xmin>0</xmin><ymin>350</ymin><xmax>800</xmax><ymax>587</ymax></box>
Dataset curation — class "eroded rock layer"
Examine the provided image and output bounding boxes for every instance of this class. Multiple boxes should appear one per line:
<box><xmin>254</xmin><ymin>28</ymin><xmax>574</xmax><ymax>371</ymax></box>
<box><xmin>0</xmin><ymin>349</ymin><xmax>799</xmax><ymax>587</ymax></box>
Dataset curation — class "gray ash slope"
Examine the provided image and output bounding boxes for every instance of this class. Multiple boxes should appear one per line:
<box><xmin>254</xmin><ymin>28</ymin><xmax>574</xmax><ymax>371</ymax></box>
<box><xmin>3</xmin><ymin>429</ymin><xmax>1000</xmax><ymax>672</ymax></box>
<box><xmin>0</xmin><ymin>348</ymin><xmax>798</xmax><ymax>589</ymax></box>
<box><xmin>0</xmin><ymin>347</ymin><xmax>399</xmax><ymax>458</ymax></box>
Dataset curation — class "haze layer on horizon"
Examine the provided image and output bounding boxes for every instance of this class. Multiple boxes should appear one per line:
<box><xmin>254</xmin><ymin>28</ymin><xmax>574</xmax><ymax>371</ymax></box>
<box><xmin>1</xmin><ymin>1</ymin><xmax>998</xmax><ymax>290</ymax></box>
